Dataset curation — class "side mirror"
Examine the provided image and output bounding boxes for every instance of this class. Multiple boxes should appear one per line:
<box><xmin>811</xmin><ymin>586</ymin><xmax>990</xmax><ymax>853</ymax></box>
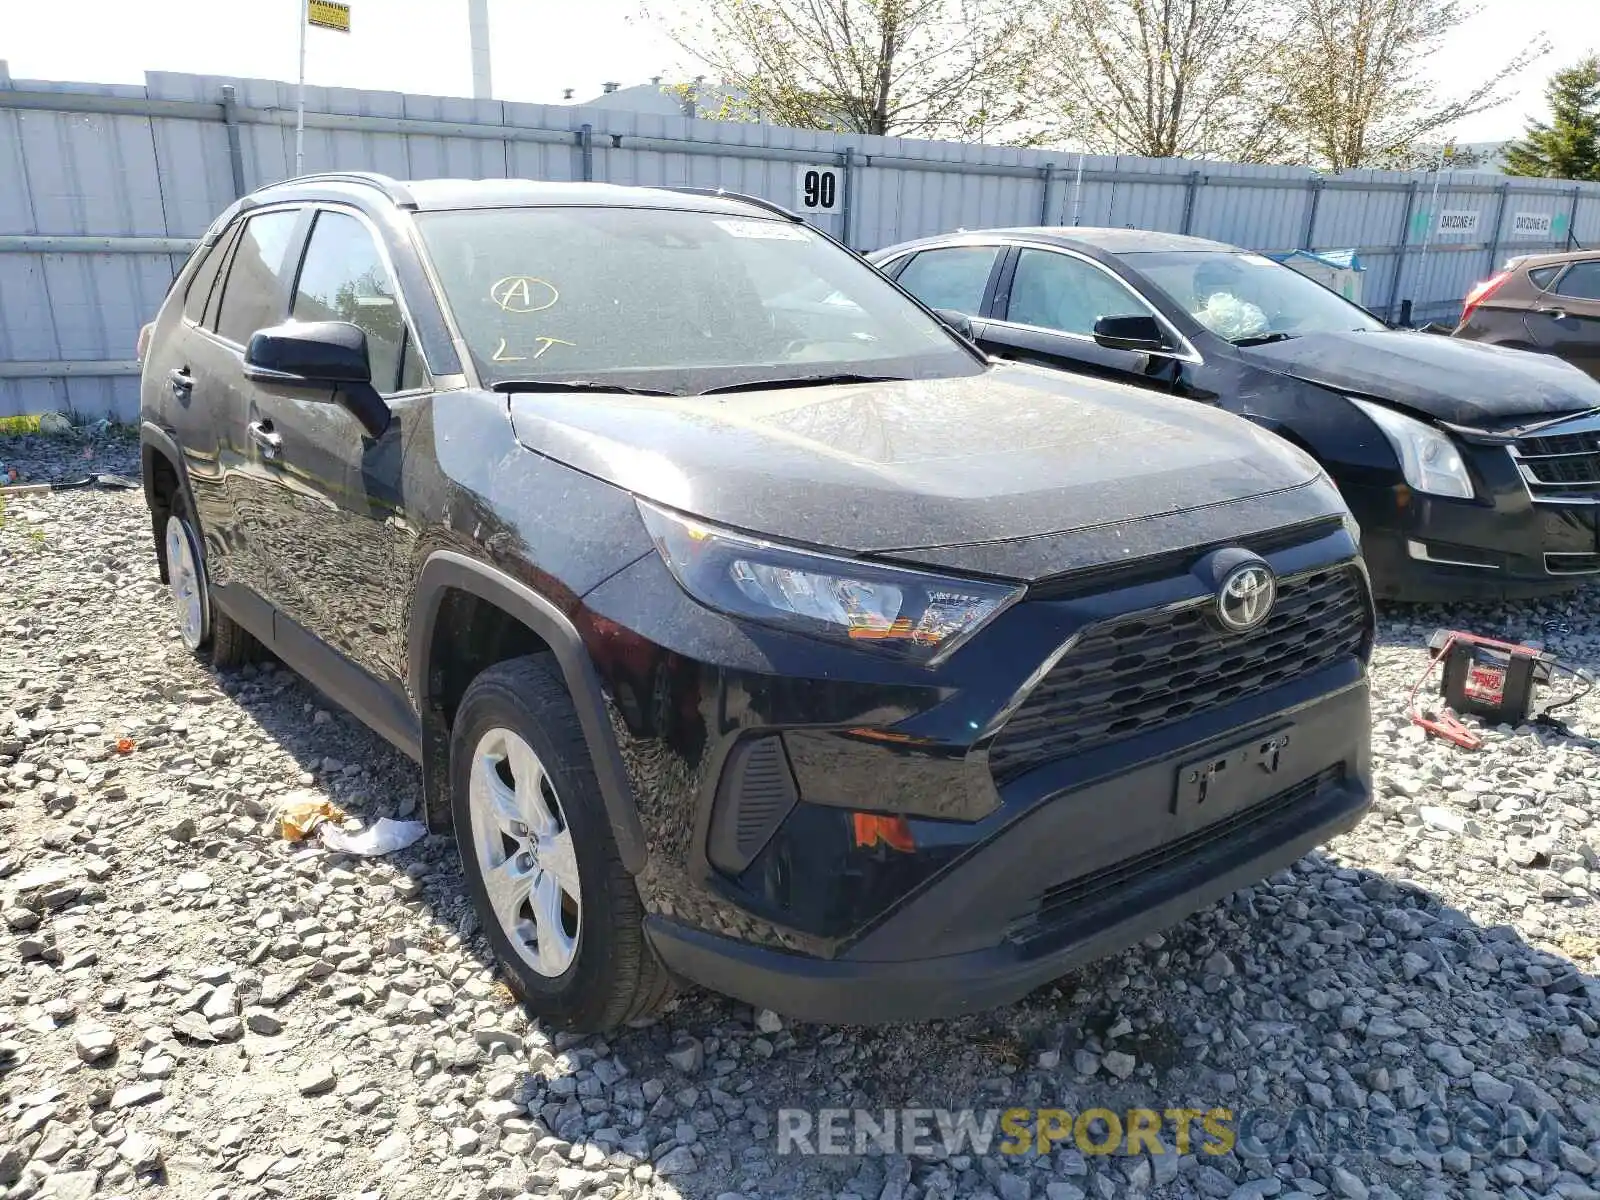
<box><xmin>1093</xmin><ymin>314</ymin><xmax>1167</xmax><ymax>354</ymax></box>
<box><xmin>244</xmin><ymin>321</ymin><xmax>391</xmax><ymax>439</ymax></box>
<box><xmin>933</xmin><ymin>308</ymin><xmax>975</xmax><ymax>341</ymax></box>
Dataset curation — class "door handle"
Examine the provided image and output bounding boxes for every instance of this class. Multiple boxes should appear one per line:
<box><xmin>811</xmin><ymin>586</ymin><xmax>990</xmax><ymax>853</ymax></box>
<box><xmin>1537</xmin><ymin>307</ymin><xmax>1571</xmax><ymax>321</ymax></box>
<box><xmin>247</xmin><ymin>420</ymin><xmax>283</xmax><ymax>461</ymax></box>
<box><xmin>168</xmin><ymin>367</ymin><xmax>193</xmax><ymax>399</ymax></box>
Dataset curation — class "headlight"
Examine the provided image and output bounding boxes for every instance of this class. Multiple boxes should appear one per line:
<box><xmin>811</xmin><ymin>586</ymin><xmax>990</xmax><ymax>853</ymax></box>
<box><xmin>1350</xmin><ymin>399</ymin><xmax>1474</xmax><ymax>499</ymax></box>
<box><xmin>639</xmin><ymin>501</ymin><xmax>1022</xmax><ymax>666</ymax></box>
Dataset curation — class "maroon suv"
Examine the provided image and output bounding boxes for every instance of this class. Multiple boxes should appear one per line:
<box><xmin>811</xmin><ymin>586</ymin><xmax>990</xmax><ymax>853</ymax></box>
<box><xmin>1454</xmin><ymin>249</ymin><xmax>1600</xmax><ymax>380</ymax></box>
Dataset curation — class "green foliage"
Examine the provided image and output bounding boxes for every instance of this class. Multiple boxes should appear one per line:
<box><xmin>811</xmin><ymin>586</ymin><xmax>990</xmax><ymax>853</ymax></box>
<box><xmin>1275</xmin><ymin>0</ymin><xmax>1547</xmax><ymax>171</ymax></box>
<box><xmin>663</xmin><ymin>0</ymin><xmax>1545</xmax><ymax>165</ymax></box>
<box><xmin>1503</xmin><ymin>57</ymin><xmax>1600</xmax><ymax>182</ymax></box>
<box><xmin>1033</xmin><ymin>0</ymin><xmax>1299</xmax><ymax>162</ymax></box>
<box><xmin>669</xmin><ymin>0</ymin><xmax>1039</xmax><ymax>140</ymax></box>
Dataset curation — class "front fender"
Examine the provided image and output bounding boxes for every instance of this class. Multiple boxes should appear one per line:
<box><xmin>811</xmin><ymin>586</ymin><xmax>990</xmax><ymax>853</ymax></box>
<box><xmin>408</xmin><ymin>551</ymin><xmax>648</xmax><ymax>873</ymax></box>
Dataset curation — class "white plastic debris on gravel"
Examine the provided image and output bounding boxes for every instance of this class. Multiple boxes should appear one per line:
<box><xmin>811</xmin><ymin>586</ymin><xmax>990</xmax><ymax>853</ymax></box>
<box><xmin>1</xmin><ymin>430</ymin><xmax>1597</xmax><ymax>1200</ymax></box>
<box><xmin>318</xmin><ymin>817</ymin><xmax>428</xmax><ymax>856</ymax></box>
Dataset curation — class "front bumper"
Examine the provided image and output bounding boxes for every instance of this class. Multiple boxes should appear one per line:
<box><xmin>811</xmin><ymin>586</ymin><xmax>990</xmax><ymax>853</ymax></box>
<box><xmin>647</xmin><ymin>681</ymin><xmax>1370</xmax><ymax>1024</ymax></box>
<box><xmin>1344</xmin><ymin>453</ymin><xmax>1600</xmax><ymax>603</ymax></box>
<box><xmin>578</xmin><ymin>520</ymin><xmax>1372</xmax><ymax>1017</ymax></box>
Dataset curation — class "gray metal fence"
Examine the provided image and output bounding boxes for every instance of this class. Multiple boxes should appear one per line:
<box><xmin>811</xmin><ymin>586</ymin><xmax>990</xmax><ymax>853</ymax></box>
<box><xmin>5</xmin><ymin>62</ymin><xmax>1600</xmax><ymax>420</ymax></box>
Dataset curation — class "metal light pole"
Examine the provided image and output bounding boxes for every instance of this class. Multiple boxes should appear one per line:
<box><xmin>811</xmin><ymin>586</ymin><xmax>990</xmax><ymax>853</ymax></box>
<box><xmin>468</xmin><ymin>0</ymin><xmax>493</xmax><ymax>100</ymax></box>
<box><xmin>295</xmin><ymin>0</ymin><xmax>308</xmax><ymax>175</ymax></box>
<box><xmin>1413</xmin><ymin>144</ymin><xmax>1450</xmax><ymax>323</ymax></box>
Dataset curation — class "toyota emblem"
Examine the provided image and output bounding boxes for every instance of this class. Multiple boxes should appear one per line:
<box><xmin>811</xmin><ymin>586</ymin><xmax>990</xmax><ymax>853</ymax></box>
<box><xmin>1216</xmin><ymin>562</ymin><xmax>1276</xmax><ymax>633</ymax></box>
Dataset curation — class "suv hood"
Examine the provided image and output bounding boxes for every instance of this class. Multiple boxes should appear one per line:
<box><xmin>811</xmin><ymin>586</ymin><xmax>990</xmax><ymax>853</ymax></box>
<box><xmin>1239</xmin><ymin>329</ymin><xmax>1600</xmax><ymax>424</ymax></box>
<box><xmin>508</xmin><ymin>365</ymin><xmax>1323</xmax><ymax>567</ymax></box>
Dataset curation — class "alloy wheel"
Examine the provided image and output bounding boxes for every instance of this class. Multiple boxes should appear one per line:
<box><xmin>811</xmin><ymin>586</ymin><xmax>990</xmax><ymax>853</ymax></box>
<box><xmin>164</xmin><ymin>513</ymin><xmax>207</xmax><ymax>651</ymax></box>
<box><xmin>467</xmin><ymin>727</ymin><xmax>582</xmax><ymax>977</ymax></box>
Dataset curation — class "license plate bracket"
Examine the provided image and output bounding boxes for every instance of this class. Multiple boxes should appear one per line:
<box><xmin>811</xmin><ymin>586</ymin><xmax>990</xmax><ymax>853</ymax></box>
<box><xmin>1172</xmin><ymin>726</ymin><xmax>1293</xmax><ymax>815</ymax></box>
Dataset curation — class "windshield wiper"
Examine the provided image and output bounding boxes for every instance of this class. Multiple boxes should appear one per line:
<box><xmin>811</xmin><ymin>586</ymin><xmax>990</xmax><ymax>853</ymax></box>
<box><xmin>492</xmin><ymin>378</ymin><xmax>677</xmax><ymax>397</ymax></box>
<box><xmin>699</xmin><ymin>373</ymin><xmax>908</xmax><ymax>395</ymax></box>
<box><xmin>1231</xmin><ymin>332</ymin><xmax>1297</xmax><ymax>347</ymax></box>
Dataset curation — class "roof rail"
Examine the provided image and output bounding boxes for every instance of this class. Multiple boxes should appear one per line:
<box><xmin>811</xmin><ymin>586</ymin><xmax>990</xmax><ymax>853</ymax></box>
<box><xmin>253</xmin><ymin>171</ymin><xmax>416</xmax><ymax>207</ymax></box>
<box><xmin>659</xmin><ymin>186</ymin><xmax>803</xmax><ymax>223</ymax></box>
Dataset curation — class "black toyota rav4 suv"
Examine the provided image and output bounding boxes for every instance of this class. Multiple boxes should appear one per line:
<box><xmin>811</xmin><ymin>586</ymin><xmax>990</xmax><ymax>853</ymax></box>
<box><xmin>139</xmin><ymin>173</ymin><xmax>1374</xmax><ymax>1030</ymax></box>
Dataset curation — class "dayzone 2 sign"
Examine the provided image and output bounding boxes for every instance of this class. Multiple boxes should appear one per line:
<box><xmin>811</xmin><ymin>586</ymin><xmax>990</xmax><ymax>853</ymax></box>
<box><xmin>1512</xmin><ymin>212</ymin><xmax>1554</xmax><ymax>238</ymax></box>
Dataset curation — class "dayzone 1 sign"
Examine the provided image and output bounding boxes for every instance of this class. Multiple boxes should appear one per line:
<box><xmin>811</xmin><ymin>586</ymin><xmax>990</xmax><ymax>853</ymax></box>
<box><xmin>1437</xmin><ymin>211</ymin><xmax>1480</xmax><ymax>235</ymax></box>
<box><xmin>1512</xmin><ymin>212</ymin><xmax>1554</xmax><ymax>238</ymax></box>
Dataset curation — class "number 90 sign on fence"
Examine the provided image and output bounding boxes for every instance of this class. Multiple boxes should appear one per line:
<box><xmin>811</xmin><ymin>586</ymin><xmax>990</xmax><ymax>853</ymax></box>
<box><xmin>796</xmin><ymin>165</ymin><xmax>839</xmax><ymax>212</ymax></box>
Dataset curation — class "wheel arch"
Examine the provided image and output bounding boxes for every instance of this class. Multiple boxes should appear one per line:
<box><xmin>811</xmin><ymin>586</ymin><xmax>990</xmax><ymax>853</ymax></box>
<box><xmin>140</xmin><ymin>421</ymin><xmax>195</xmax><ymax>585</ymax></box>
<box><xmin>409</xmin><ymin>552</ymin><xmax>647</xmax><ymax>874</ymax></box>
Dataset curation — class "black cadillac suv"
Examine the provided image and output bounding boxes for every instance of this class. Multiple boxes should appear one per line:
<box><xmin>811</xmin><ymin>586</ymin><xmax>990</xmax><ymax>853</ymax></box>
<box><xmin>138</xmin><ymin>174</ymin><xmax>1374</xmax><ymax>1030</ymax></box>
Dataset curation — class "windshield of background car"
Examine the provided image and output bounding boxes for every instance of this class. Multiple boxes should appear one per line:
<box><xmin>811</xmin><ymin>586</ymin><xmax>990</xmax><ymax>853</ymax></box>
<box><xmin>414</xmin><ymin>207</ymin><xmax>981</xmax><ymax>393</ymax></box>
<box><xmin>1125</xmin><ymin>250</ymin><xmax>1386</xmax><ymax>343</ymax></box>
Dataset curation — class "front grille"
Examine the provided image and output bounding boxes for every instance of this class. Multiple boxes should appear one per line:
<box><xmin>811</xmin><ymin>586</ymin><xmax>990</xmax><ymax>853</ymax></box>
<box><xmin>1007</xmin><ymin>765</ymin><xmax>1345</xmax><ymax>946</ymax></box>
<box><xmin>1512</xmin><ymin>432</ymin><xmax>1600</xmax><ymax>500</ymax></box>
<box><xmin>987</xmin><ymin>567</ymin><xmax>1369</xmax><ymax>783</ymax></box>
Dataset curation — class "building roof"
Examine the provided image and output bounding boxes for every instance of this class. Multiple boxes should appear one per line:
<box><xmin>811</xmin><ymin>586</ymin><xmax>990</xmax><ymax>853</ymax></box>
<box><xmin>574</xmin><ymin>81</ymin><xmax>748</xmax><ymax>121</ymax></box>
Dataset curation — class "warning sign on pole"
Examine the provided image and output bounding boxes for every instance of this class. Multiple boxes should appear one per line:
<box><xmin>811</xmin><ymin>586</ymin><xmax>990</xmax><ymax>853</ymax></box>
<box><xmin>308</xmin><ymin>0</ymin><xmax>351</xmax><ymax>32</ymax></box>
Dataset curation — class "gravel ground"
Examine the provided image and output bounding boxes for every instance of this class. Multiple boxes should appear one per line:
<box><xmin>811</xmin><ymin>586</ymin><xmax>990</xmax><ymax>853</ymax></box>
<box><xmin>2</xmin><ymin>428</ymin><xmax>1598</xmax><ymax>1200</ymax></box>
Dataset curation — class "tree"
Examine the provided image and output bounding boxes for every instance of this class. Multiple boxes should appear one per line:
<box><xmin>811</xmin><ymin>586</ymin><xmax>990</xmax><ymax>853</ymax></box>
<box><xmin>1503</xmin><ymin>57</ymin><xmax>1600</xmax><ymax>181</ymax></box>
<box><xmin>1030</xmin><ymin>0</ymin><xmax>1298</xmax><ymax>162</ymax></box>
<box><xmin>1275</xmin><ymin>0</ymin><xmax>1547</xmax><ymax>171</ymax></box>
<box><xmin>667</xmin><ymin>0</ymin><xmax>1037</xmax><ymax>140</ymax></box>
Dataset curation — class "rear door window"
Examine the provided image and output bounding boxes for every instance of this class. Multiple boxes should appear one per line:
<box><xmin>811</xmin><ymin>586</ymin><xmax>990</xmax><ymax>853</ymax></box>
<box><xmin>290</xmin><ymin>209</ymin><xmax>421</xmax><ymax>394</ymax></box>
<box><xmin>1555</xmin><ymin>262</ymin><xmax>1600</xmax><ymax>301</ymax></box>
<box><xmin>215</xmin><ymin>210</ymin><xmax>302</xmax><ymax>346</ymax></box>
<box><xmin>894</xmin><ymin>246</ymin><xmax>1002</xmax><ymax>315</ymax></box>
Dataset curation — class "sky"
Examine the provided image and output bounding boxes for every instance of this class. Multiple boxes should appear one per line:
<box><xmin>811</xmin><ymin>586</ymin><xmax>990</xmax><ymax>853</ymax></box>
<box><xmin>2</xmin><ymin>0</ymin><xmax>1598</xmax><ymax>144</ymax></box>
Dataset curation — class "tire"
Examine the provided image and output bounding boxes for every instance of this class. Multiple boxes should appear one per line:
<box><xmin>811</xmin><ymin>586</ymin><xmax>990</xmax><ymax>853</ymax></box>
<box><xmin>450</xmin><ymin>654</ymin><xmax>673</xmax><ymax>1031</ymax></box>
<box><xmin>164</xmin><ymin>491</ymin><xmax>257</xmax><ymax>669</ymax></box>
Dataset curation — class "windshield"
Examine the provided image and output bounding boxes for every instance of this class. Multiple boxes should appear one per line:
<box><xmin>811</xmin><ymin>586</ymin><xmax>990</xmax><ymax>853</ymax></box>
<box><xmin>415</xmin><ymin>207</ymin><xmax>980</xmax><ymax>394</ymax></box>
<box><xmin>1125</xmin><ymin>251</ymin><xmax>1385</xmax><ymax>343</ymax></box>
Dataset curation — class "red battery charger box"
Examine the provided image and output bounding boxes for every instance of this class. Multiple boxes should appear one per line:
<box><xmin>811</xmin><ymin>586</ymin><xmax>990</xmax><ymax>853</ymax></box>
<box><xmin>1426</xmin><ymin>630</ymin><xmax>1556</xmax><ymax>726</ymax></box>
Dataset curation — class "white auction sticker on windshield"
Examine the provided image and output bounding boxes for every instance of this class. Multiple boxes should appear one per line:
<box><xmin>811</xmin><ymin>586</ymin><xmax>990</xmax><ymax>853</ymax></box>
<box><xmin>715</xmin><ymin>219</ymin><xmax>811</xmax><ymax>241</ymax></box>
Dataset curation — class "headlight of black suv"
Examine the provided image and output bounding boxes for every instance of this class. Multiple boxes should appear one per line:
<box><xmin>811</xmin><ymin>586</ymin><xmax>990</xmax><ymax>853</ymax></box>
<box><xmin>639</xmin><ymin>501</ymin><xmax>1023</xmax><ymax>667</ymax></box>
